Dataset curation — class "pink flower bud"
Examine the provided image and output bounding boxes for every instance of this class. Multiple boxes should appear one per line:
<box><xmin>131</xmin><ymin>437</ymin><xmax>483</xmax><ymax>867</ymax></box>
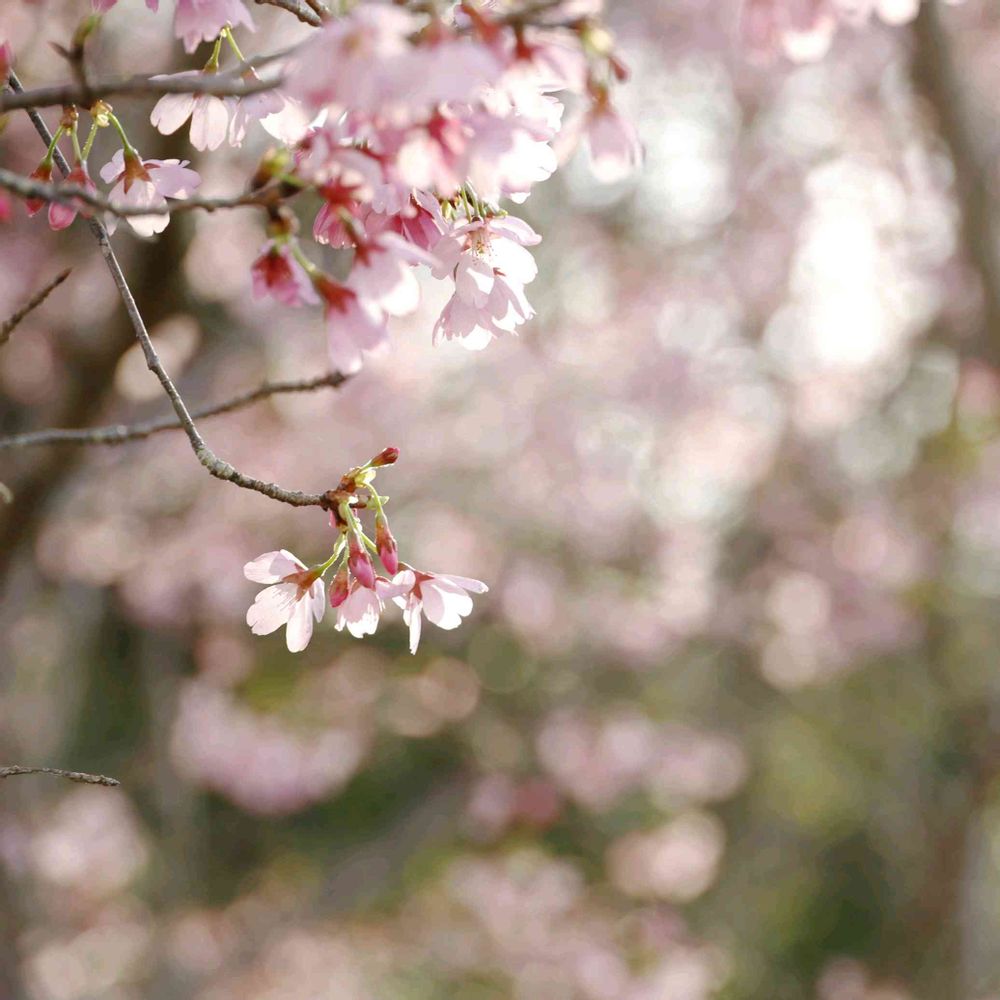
<box><xmin>348</xmin><ymin>534</ymin><xmax>376</xmax><ymax>589</ymax></box>
<box><xmin>375</xmin><ymin>515</ymin><xmax>399</xmax><ymax>575</ymax></box>
<box><xmin>370</xmin><ymin>446</ymin><xmax>399</xmax><ymax>467</ymax></box>
<box><xmin>328</xmin><ymin>568</ymin><xmax>350</xmax><ymax>608</ymax></box>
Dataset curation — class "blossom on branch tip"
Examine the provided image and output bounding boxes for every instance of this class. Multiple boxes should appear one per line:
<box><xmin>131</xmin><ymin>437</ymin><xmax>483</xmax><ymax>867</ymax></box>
<box><xmin>100</xmin><ymin>149</ymin><xmax>201</xmax><ymax>238</ymax></box>
<box><xmin>25</xmin><ymin>161</ymin><xmax>54</xmax><ymax>217</ymax></box>
<box><xmin>334</xmin><ymin>577</ymin><xmax>407</xmax><ymax>639</ymax></box>
<box><xmin>244</xmin><ymin>549</ymin><xmax>325</xmax><ymax>653</ymax></box>
<box><xmin>392</xmin><ymin>569</ymin><xmax>489</xmax><ymax>654</ymax></box>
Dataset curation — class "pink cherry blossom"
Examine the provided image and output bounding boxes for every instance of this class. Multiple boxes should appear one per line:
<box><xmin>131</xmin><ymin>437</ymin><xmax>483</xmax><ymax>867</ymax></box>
<box><xmin>250</xmin><ymin>243</ymin><xmax>319</xmax><ymax>307</ymax></box>
<box><xmin>314</xmin><ymin>276</ymin><xmax>390</xmax><ymax>374</ymax></box>
<box><xmin>349</xmin><ymin>232</ymin><xmax>438</xmax><ymax>318</ymax></box>
<box><xmin>558</xmin><ymin>96</ymin><xmax>643</xmax><ymax>184</ymax></box>
<box><xmin>150</xmin><ymin>75</ymin><xmax>233</xmax><ymax>151</ymax></box>
<box><xmin>391</xmin><ymin>569</ymin><xmax>489</xmax><ymax>654</ymax></box>
<box><xmin>93</xmin><ymin>0</ymin><xmax>158</xmax><ymax>10</ymax></box>
<box><xmin>348</xmin><ymin>533</ymin><xmax>377</xmax><ymax>590</ymax></box>
<box><xmin>431</xmin><ymin>215</ymin><xmax>540</xmax><ymax>349</ymax></box>
<box><xmin>48</xmin><ymin>162</ymin><xmax>96</xmax><ymax>232</ymax></box>
<box><xmin>25</xmin><ymin>161</ymin><xmax>53</xmax><ymax>217</ymax></box>
<box><xmin>174</xmin><ymin>0</ymin><xmax>253</xmax><ymax>54</ymax></box>
<box><xmin>334</xmin><ymin>577</ymin><xmax>406</xmax><ymax>639</ymax></box>
<box><xmin>244</xmin><ymin>549</ymin><xmax>325</xmax><ymax>653</ymax></box>
<box><xmin>99</xmin><ymin>149</ymin><xmax>201</xmax><ymax>238</ymax></box>
<box><xmin>228</xmin><ymin>86</ymin><xmax>287</xmax><ymax>147</ymax></box>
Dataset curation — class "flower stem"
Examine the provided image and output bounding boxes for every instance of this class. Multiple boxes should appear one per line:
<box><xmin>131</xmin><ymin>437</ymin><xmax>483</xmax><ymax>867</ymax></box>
<box><xmin>80</xmin><ymin>122</ymin><xmax>99</xmax><ymax>161</ymax></box>
<box><xmin>222</xmin><ymin>25</ymin><xmax>247</xmax><ymax>64</ymax></box>
<box><xmin>107</xmin><ymin>113</ymin><xmax>139</xmax><ymax>158</ymax></box>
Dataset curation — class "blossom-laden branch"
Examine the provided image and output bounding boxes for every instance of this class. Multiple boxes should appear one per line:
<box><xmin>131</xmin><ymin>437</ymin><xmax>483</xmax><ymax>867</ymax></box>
<box><xmin>7</xmin><ymin>70</ymin><xmax>339</xmax><ymax>511</ymax></box>
<box><xmin>0</xmin><ymin>765</ymin><xmax>119</xmax><ymax>787</ymax></box>
<box><xmin>0</xmin><ymin>372</ymin><xmax>348</xmax><ymax>450</ymax></box>
<box><xmin>0</xmin><ymin>166</ymin><xmax>288</xmax><ymax>219</ymax></box>
<box><xmin>0</xmin><ymin>268</ymin><xmax>72</xmax><ymax>348</ymax></box>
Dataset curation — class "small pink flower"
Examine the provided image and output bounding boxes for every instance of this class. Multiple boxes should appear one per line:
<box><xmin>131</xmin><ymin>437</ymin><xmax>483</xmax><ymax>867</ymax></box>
<box><xmin>431</xmin><ymin>215</ymin><xmax>540</xmax><ymax>349</ymax></box>
<box><xmin>151</xmin><ymin>74</ymin><xmax>233</xmax><ymax>151</ymax></box>
<box><xmin>244</xmin><ymin>549</ymin><xmax>326</xmax><ymax>653</ymax></box>
<box><xmin>314</xmin><ymin>275</ymin><xmax>389</xmax><ymax>375</ymax></box>
<box><xmin>349</xmin><ymin>232</ymin><xmax>438</xmax><ymax>318</ymax></box>
<box><xmin>391</xmin><ymin>569</ymin><xmax>488</xmax><ymax>654</ymax></box>
<box><xmin>582</xmin><ymin>101</ymin><xmax>643</xmax><ymax>183</ymax></box>
<box><xmin>348</xmin><ymin>532</ymin><xmax>377</xmax><ymax>590</ymax></box>
<box><xmin>174</xmin><ymin>0</ymin><xmax>253</xmax><ymax>54</ymax></box>
<box><xmin>250</xmin><ymin>243</ymin><xmax>319</xmax><ymax>307</ymax></box>
<box><xmin>48</xmin><ymin>161</ymin><xmax>96</xmax><ymax>231</ymax></box>
<box><xmin>334</xmin><ymin>577</ymin><xmax>406</xmax><ymax>639</ymax></box>
<box><xmin>328</xmin><ymin>569</ymin><xmax>350</xmax><ymax>608</ymax></box>
<box><xmin>228</xmin><ymin>85</ymin><xmax>286</xmax><ymax>147</ymax></box>
<box><xmin>100</xmin><ymin>149</ymin><xmax>200</xmax><ymax>237</ymax></box>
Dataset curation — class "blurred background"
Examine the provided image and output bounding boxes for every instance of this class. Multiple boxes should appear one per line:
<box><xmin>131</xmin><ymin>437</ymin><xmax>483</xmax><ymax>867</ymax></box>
<box><xmin>4</xmin><ymin>0</ymin><xmax>1000</xmax><ymax>997</ymax></box>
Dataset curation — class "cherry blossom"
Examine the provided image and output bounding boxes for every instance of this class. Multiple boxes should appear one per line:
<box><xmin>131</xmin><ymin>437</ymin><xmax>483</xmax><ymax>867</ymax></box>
<box><xmin>244</xmin><ymin>549</ymin><xmax>325</xmax><ymax>653</ymax></box>
<box><xmin>150</xmin><ymin>75</ymin><xmax>233</xmax><ymax>152</ymax></box>
<box><xmin>313</xmin><ymin>276</ymin><xmax>390</xmax><ymax>374</ymax></box>
<box><xmin>174</xmin><ymin>0</ymin><xmax>253</xmax><ymax>54</ymax></box>
<box><xmin>250</xmin><ymin>243</ymin><xmax>319</xmax><ymax>307</ymax></box>
<box><xmin>431</xmin><ymin>214</ymin><xmax>541</xmax><ymax>349</ymax></box>
<box><xmin>392</xmin><ymin>569</ymin><xmax>489</xmax><ymax>654</ymax></box>
<box><xmin>99</xmin><ymin>149</ymin><xmax>201</xmax><ymax>238</ymax></box>
<box><xmin>334</xmin><ymin>578</ymin><xmax>406</xmax><ymax>639</ymax></box>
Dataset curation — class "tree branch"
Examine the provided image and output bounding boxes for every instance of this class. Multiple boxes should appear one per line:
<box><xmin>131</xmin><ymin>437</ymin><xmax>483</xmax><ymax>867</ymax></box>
<box><xmin>0</xmin><ymin>269</ymin><xmax>72</xmax><ymax>348</ymax></box>
<box><xmin>0</xmin><ymin>765</ymin><xmax>119</xmax><ymax>786</ymax></box>
<box><xmin>253</xmin><ymin>0</ymin><xmax>324</xmax><ymax>27</ymax></box>
<box><xmin>0</xmin><ymin>167</ymin><xmax>290</xmax><ymax>219</ymax></box>
<box><xmin>0</xmin><ymin>59</ymin><xmax>287</xmax><ymax>112</ymax></box>
<box><xmin>7</xmin><ymin>71</ymin><xmax>337</xmax><ymax>511</ymax></box>
<box><xmin>0</xmin><ymin>372</ymin><xmax>348</xmax><ymax>449</ymax></box>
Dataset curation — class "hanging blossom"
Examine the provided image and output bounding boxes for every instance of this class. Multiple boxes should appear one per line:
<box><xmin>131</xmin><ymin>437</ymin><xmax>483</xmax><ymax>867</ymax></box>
<box><xmin>243</xmin><ymin>448</ymin><xmax>486</xmax><ymax>653</ymax></box>
<box><xmin>100</xmin><ymin>148</ymin><xmax>201</xmax><ymax>237</ymax></box>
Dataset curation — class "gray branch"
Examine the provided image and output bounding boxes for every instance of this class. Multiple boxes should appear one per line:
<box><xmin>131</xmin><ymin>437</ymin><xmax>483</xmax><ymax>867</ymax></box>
<box><xmin>0</xmin><ymin>372</ymin><xmax>348</xmax><ymax>449</ymax></box>
<box><xmin>7</xmin><ymin>70</ymin><xmax>337</xmax><ymax>511</ymax></box>
<box><xmin>0</xmin><ymin>766</ymin><xmax>119</xmax><ymax>787</ymax></box>
<box><xmin>0</xmin><ymin>269</ymin><xmax>72</xmax><ymax>348</ymax></box>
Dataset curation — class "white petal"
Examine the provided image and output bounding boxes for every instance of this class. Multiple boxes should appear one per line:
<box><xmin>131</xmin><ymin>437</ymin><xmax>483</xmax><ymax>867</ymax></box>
<box><xmin>150</xmin><ymin>93</ymin><xmax>196</xmax><ymax>136</ymax></box>
<box><xmin>436</xmin><ymin>574</ymin><xmax>489</xmax><ymax>594</ymax></box>
<box><xmin>420</xmin><ymin>580</ymin><xmax>472</xmax><ymax>630</ymax></box>
<box><xmin>285</xmin><ymin>597</ymin><xmax>315</xmax><ymax>652</ymax></box>
<box><xmin>247</xmin><ymin>583</ymin><xmax>297</xmax><ymax>635</ymax></box>
<box><xmin>408</xmin><ymin>607</ymin><xmax>422</xmax><ymax>654</ymax></box>
<box><xmin>243</xmin><ymin>550</ymin><xmax>301</xmax><ymax>583</ymax></box>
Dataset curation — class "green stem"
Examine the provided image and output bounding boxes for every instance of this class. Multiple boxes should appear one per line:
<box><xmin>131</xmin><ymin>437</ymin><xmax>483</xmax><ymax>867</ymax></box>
<box><xmin>70</xmin><ymin>126</ymin><xmax>83</xmax><ymax>164</ymax></box>
<box><xmin>313</xmin><ymin>535</ymin><xmax>347</xmax><ymax>577</ymax></box>
<box><xmin>107</xmin><ymin>113</ymin><xmax>139</xmax><ymax>158</ymax></box>
<box><xmin>80</xmin><ymin>122</ymin><xmax>99</xmax><ymax>161</ymax></box>
<box><xmin>289</xmin><ymin>241</ymin><xmax>320</xmax><ymax>276</ymax></box>
<box><xmin>203</xmin><ymin>33</ymin><xmax>224</xmax><ymax>73</ymax></box>
<box><xmin>222</xmin><ymin>25</ymin><xmax>247</xmax><ymax>64</ymax></box>
<box><xmin>42</xmin><ymin>126</ymin><xmax>64</xmax><ymax>165</ymax></box>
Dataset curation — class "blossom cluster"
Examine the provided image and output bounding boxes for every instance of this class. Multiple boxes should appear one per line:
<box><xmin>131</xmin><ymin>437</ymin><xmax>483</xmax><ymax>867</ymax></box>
<box><xmin>243</xmin><ymin>448</ymin><xmax>487</xmax><ymax>652</ymax></box>
<box><xmin>13</xmin><ymin>0</ymin><xmax>640</xmax><ymax>370</ymax></box>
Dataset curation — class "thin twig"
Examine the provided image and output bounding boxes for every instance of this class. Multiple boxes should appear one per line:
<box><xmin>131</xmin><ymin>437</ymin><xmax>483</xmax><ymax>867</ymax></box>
<box><xmin>0</xmin><ymin>167</ymin><xmax>288</xmax><ymax>219</ymax></box>
<box><xmin>254</xmin><ymin>0</ymin><xmax>324</xmax><ymax>27</ymax></box>
<box><xmin>0</xmin><ymin>372</ymin><xmax>348</xmax><ymax>449</ymax></box>
<box><xmin>302</xmin><ymin>0</ymin><xmax>333</xmax><ymax>20</ymax></box>
<box><xmin>0</xmin><ymin>60</ymin><xmax>286</xmax><ymax>113</ymax></box>
<box><xmin>0</xmin><ymin>268</ymin><xmax>72</xmax><ymax>348</ymax></box>
<box><xmin>0</xmin><ymin>765</ymin><xmax>119</xmax><ymax>786</ymax></box>
<box><xmin>8</xmin><ymin>70</ymin><xmax>336</xmax><ymax>511</ymax></box>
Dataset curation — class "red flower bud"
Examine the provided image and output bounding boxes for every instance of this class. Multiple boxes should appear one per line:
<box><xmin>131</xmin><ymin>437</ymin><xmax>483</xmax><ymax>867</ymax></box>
<box><xmin>328</xmin><ymin>568</ymin><xmax>350</xmax><ymax>608</ymax></box>
<box><xmin>348</xmin><ymin>533</ymin><xmax>376</xmax><ymax>589</ymax></box>
<box><xmin>375</xmin><ymin>515</ymin><xmax>399</xmax><ymax>575</ymax></box>
<box><xmin>370</xmin><ymin>446</ymin><xmax>399</xmax><ymax>467</ymax></box>
<box><xmin>26</xmin><ymin>160</ymin><xmax>53</xmax><ymax>217</ymax></box>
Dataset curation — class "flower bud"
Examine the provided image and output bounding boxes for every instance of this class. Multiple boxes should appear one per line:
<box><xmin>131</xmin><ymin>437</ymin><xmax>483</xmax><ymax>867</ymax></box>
<box><xmin>348</xmin><ymin>533</ymin><xmax>376</xmax><ymax>589</ymax></box>
<box><xmin>370</xmin><ymin>446</ymin><xmax>399</xmax><ymax>468</ymax></box>
<box><xmin>26</xmin><ymin>160</ymin><xmax>53</xmax><ymax>217</ymax></box>
<box><xmin>328</xmin><ymin>568</ymin><xmax>350</xmax><ymax>608</ymax></box>
<box><xmin>375</xmin><ymin>515</ymin><xmax>399</xmax><ymax>575</ymax></box>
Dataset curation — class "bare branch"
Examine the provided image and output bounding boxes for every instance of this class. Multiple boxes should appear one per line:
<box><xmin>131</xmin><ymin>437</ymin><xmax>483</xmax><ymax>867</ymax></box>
<box><xmin>0</xmin><ymin>269</ymin><xmax>72</xmax><ymax>348</ymax></box>
<box><xmin>8</xmin><ymin>71</ymin><xmax>336</xmax><ymax>511</ymax></box>
<box><xmin>0</xmin><ymin>765</ymin><xmax>119</xmax><ymax>787</ymax></box>
<box><xmin>0</xmin><ymin>166</ymin><xmax>290</xmax><ymax>219</ymax></box>
<box><xmin>0</xmin><ymin>59</ymin><xmax>287</xmax><ymax>113</ymax></box>
<box><xmin>0</xmin><ymin>372</ymin><xmax>348</xmax><ymax>449</ymax></box>
<box><xmin>253</xmin><ymin>0</ymin><xmax>324</xmax><ymax>27</ymax></box>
